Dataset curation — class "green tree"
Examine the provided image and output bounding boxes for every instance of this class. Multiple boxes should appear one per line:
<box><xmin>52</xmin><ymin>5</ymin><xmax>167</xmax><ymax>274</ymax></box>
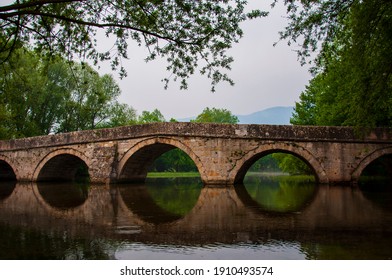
<box><xmin>248</xmin><ymin>153</ymin><xmax>313</xmax><ymax>176</ymax></box>
<box><xmin>0</xmin><ymin>48</ymin><xmax>137</xmax><ymax>139</ymax></box>
<box><xmin>248</xmin><ymin>154</ymin><xmax>280</xmax><ymax>173</ymax></box>
<box><xmin>280</xmin><ymin>0</ymin><xmax>392</xmax><ymax>128</ymax></box>
<box><xmin>272</xmin><ymin>153</ymin><xmax>313</xmax><ymax>176</ymax></box>
<box><xmin>290</xmin><ymin>76</ymin><xmax>320</xmax><ymax>126</ymax></box>
<box><xmin>151</xmin><ymin>149</ymin><xmax>197</xmax><ymax>173</ymax></box>
<box><xmin>138</xmin><ymin>109</ymin><xmax>165</xmax><ymax>124</ymax></box>
<box><xmin>56</xmin><ymin>63</ymin><xmax>129</xmax><ymax>132</ymax></box>
<box><xmin>0</xmin><ymin>49</ymin><xmax>69</xmax><ymax>138</ymax></box>
<box><xmin>192</xmin><ymin>107</ymin><xmax>239</xmax><ymax>124</ymax></box>
<box><xmin>281</xmin><ymin>0</ymin><xmax>392</xmax><ymax>175</ymax></box>
<box><xmin>0</xmin><ymin>1</ymin><xmax>266</xmax><ymax>90</ymax></box>
<box><xmin>98</xmin><ymin>103</ymin><xmax>137</xmax><ymax>128</ymax></box>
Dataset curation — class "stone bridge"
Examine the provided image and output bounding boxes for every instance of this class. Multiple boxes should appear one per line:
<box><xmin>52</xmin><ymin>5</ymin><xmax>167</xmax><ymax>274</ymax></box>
<box><xmin>0</xmin><ymin>123</ymin><xmax>392</xmax><ymax>185</ymax></box>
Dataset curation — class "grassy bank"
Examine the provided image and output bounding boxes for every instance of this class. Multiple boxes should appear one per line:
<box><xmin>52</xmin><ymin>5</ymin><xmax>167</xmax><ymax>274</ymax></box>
<box><xmin>245</xmin><ymin>172</ymin><xmax>316</xmax><ymax>183</ymax></box>
<box><xmin>147</xmin><ymin>171</ymin><xmax>315</xmax><ymax>182</ymax></box>
<box><xmin>147</xmin><ymin>172</ymin><xmax>200</xmax><ymax>178</ymax></box>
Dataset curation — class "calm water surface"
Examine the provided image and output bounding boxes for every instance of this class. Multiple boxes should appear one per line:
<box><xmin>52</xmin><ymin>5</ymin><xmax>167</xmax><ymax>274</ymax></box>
<box><xmin>0</xmin><ymin>176</ymin><xmax>391</xmax><ymax>259</ymax></box>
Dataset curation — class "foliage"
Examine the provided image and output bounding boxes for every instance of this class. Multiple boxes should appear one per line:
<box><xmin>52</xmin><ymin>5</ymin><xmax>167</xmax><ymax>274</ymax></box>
<box><xmin>248</xmin><ymin>153</ymin><xmax>313</xmax><ymax>176</ymax></box>
<box><xmin>138</xmin><ymin>109</ymin><xmax>166</xmax><ymax>124</ymax></box>
<box><xmin>145</xmin><ymin>178</ymin><xmax>202</xmax><ymax>216</ymax></box>
<box><xmin>192</xmin><ymin>107</ymin><xmax>239</xmax><ymax>124</ymax></box>
<box><xmin>281</xmin><ymin>0</ymin><xmax>392</xmax><ymax>128</ymax></box>
<box><xmin>0</xmin><ymin>0</ymin><xmax>266</xmax><ymax>91</ymax></box>
<box><xmin>97</xmin><ymin>103</ymin><xmax>138</xmax><ymax>129</ymax></box>
<box><xmin>0</xmin><ymin>48</ymin><xmax>137</xmax><ymax>139</ymax></box>
<box><xmin>55</xmin><ymin>63</ymin><xmax>131</xmax><ymax>132</ymax></box>
<box><xmin>272</xmin><ymin>153</ymin><xmax>313</xmax><ymax>176</ymax></box>
<box><xmin>290</xmin><ymin>76</ymin><xmax>320</xmax><ymax>126</ymax></box>
<box><xmin>274</xmin><ymin>0</ymin><xmax>355</xmax><ymax>66</ymax></box>
<box><xmin>243</xmin><ymin>175</ymin><xmax>316</xmax><ymax>213</ymax></box>
<box><xmin>151</xmin><ymin>149</ymin><xmax>198</xmax><ymax>173</ymax></box>
<box><xmin>147</xmin><ymin>172</ymin><xmax>200</xmax><ymax>178</ymax></box>
<box><xmin>0</xmin><ymin>48</ymin><xmax>66</xmax><ymax>138</ymax></box>
<box><xmin>248</xmin><ymin>154</ymin><xmax>280</xmax><ymax>173</ymax></box>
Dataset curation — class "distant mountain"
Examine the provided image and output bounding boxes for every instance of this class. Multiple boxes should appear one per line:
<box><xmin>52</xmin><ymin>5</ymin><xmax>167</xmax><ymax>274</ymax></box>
<box><xmin>237</xmin><ymin>106</ymin><xmax>294</xmax><ymax>125</ymax></box>
<box><xmin>178</xmin><ymin>106</ymin><xmax>294</xmax><ymax>125</ymax></box>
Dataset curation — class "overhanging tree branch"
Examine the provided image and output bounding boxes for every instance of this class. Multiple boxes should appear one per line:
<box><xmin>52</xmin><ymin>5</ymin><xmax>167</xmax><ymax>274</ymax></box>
<box><xmin>2</xmin><ymin>9</ymin><xmax>198</xmax><ymax>45</ymax></box>
<box><xmin>0</xmin><ymin>0</ymin><xmax>86</xmax><ymax>13</ymax></box>
<box><xmin>0</xmin><ymin>0</ymin><xmax>265</xmax><ymax>90</ymax></box>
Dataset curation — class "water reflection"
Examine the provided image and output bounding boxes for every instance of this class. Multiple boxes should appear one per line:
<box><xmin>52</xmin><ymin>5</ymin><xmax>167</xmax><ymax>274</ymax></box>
<box><xmin>358</xmin><ymin>180</ymin><xmax>392</xmax><ymax>212</ymax></box>
<box><xmin>145</xmin><ymin>177</ymin><xmax>203</xmax><ymax>216</ymax></box>
<box><xmin>0</xmin><ymin>176</ymin><xmax>391</xmax><ymax>259</ymax></box>
<box><xmin>118</xmin><ymin>177</ymin><xmax>203</xmax><ymax>224</ymax></box>
<box><xmin>0</xmin><ymin>181</ymin><xmax>16</xmax><ymax>200</ymax></box>
<box><xmin>240</xmin><ymin>175</ymin><xmax>317</xmax><ymax>213</ymax></box>
<box><xmin>0</xmin><ymin>223</ymin><xmax>117</xmax><ymax>259</ymax></box>
<box><xmin>115</xmin><ymin>241</ymin><xmax>306</xmax><ymax>260</ymax></box>
<box><xmin>36</xmin><ymin>182</ymin><xmax>89</xmax><ymax>209</ymax></box>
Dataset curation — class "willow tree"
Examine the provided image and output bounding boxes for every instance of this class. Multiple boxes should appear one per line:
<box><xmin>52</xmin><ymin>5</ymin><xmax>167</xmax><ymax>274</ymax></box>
<box><xmin>0</xmin><ymin>0</ymin><xmax>265</xmax><ymax>91</ymax></box>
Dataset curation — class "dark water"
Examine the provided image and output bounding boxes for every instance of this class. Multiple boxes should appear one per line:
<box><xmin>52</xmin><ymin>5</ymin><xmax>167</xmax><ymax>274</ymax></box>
<box><xmin>0</xmin><ymin>175</ymin><xmax>391</xmax><ymax>260</ymax></box>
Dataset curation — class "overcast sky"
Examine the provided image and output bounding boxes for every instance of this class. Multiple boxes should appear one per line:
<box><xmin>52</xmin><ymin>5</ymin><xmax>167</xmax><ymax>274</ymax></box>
<box><xmin>99</xmin><ymin>1</ymin><xmax>312</xmax><ymax>120</ymax></box>
<box><xmin>3</xmin><ymin>0</ymin><xmax>312</xmax><ymax>120</ymax></box>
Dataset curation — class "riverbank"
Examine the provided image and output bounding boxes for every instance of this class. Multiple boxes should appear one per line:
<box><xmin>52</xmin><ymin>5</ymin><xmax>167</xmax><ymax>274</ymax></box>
<box><xmin>147</xmin><ymin>172</ymin><xmax>200</xmax><ymax>178</ymax></box>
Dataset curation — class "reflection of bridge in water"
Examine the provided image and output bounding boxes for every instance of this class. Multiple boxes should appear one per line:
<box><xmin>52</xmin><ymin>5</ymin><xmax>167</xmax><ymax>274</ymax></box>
<box><xmin>1</xmin><ymin>183</ymin><xmax>390</xmax><ymax>245</ymax></box>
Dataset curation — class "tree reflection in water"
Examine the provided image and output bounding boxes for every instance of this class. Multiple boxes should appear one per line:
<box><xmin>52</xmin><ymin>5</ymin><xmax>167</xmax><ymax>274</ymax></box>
<box><xmin>118</xmin><ymin>177</ymin><xmax>202</xmax><ymax>224</ymax></box>
<box><xmin>0</xmin><ymin>176</ymin><xmax>391</xmax><ymax>259</ymax></box>
<box><xmin>241</xmin><ymin>175</ymin><xmax>317</xmax><ymax>213</ymax></box>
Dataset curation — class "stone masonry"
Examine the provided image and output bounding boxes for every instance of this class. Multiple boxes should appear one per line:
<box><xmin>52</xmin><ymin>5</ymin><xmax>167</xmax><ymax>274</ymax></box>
<box><xmin>0</xmin><ymin>123</ymin><xmax>392</xmax><ymax>185</ymax></box>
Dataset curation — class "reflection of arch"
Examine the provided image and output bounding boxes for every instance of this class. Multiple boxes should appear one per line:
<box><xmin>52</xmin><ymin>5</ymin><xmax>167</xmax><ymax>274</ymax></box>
<box><xmin>36</xmin><ymin>182</ymin><xmax>89</xmax><ymax>210</ymax></box>
<box><xmin>231</xmin><ymin>143</ymin><xmax>328</xmax><ymax>184</ymax></box>
<box><xmin>33</xmin><ymin>148</ymin><xmax>90</xmax><ymax>182</ymax></box>
<box><xmin>0</xmin><ymin>155</ymin><xmax>17</xmax><ymax>181</ymax></box>
<box><xmin>352</xmin><ymin>147</ymin><xmax>392</xmax><ymax>182</ymax></box>
<box><xmin>0</xmin><ymin>181</ymin><xmax>16</xmax><ymax>201</ymax></box>
<box><xmin>117</xmin><ymin>137</ymin><xmax>205</xmax><ymax>183</ymax></box>
<box><xmin>234</xmin><ymin>182</ymin><xmax>318</xmax><ymax>215</ymax></box>
<box><xmin>118</xmin><ymin>184</ymin><xmax>183</xmax><ymax>224</ymax></box>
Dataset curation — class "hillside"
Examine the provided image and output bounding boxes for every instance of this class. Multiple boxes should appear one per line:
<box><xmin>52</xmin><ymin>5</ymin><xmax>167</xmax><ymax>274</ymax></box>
<box><xmin>237</xmin><ymin>106</ymin><xmax>294</xmax><ymax>125</ymax></box>
<box><xmin>179</xmin><ymin>106</ymin><xmax>294</xmax><ymax>125</ymax></box>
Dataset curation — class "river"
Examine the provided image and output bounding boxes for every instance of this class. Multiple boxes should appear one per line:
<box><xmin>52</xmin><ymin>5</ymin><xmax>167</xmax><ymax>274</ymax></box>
<box><xmin>0</xmin><ymin>175</ymin><xmax>391</xmax><ymax>259</ymax></box>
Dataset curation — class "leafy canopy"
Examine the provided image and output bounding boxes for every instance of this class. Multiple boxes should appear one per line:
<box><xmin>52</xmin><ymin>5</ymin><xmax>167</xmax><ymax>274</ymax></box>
<box><xmin>275</xmin><ymin>0</ymin><xmax>392</xmax><ymax>174</ymax></box>
<box><xmin>281</xmin><ymin>0</ymin><xmax>392</xmax><ymax>127</ymax></box>
<box><xmin>0</xmin><ymin>48</ymin><xmax>137</xmax><ymax>139</ymax></box>
<box><xmin>0</xmin><ymin>0</ymin><xmax>266</xmax><ymax>91</ymax></box>
<box><xmin>192</xmin><ymin>107</ymin><xmax>239</xmax><ymax>124</ymax></box>
<box><xmin>138</xmin><ymin>109</ymin><xmax>166</xmax><ymax>124</ymax></box>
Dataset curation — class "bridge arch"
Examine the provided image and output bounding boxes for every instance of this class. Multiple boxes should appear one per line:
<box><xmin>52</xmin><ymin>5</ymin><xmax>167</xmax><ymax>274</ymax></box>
<box><xmin>230</xmin><ymin>142</ymin><xmax>328</xmax><ymax>184</ymax></box>
<box><xmin>117</xmin><ymin>137</ymin><xmax>206</xmax><ymax>183</ymax></box>
<box><xmin>351</xmin><ymin>146</ymin><xmax>392</xmax><ymax>183</ymax></box>
<box><xmin>33</xmin><ymin>148</ymin><xmax>90</xmax><ymax>182</ymax></box>
<box><xmin>0</xmin><ymin>155</ymin><xmax>17</xmax><ymax>181</ymax></box>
